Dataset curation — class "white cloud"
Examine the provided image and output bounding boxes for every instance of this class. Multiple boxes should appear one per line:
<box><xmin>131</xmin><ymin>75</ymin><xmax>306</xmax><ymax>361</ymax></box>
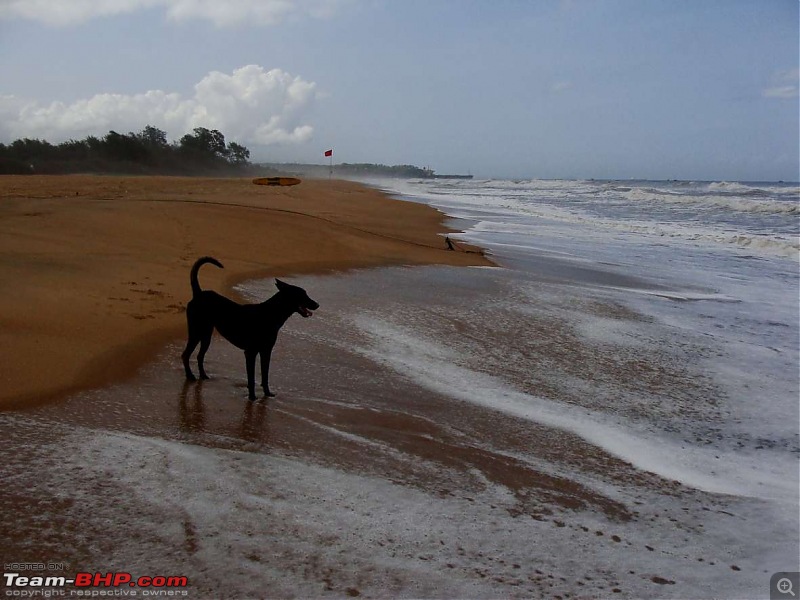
<box><xmin>762</xmin><ymin>86</ymin><xmax>799</xmax><ymax>99</ymax></box>
<box><xmin>762</xmin><ymin>68</ymin><xmax>799</xmax><ymax>99</ymax></box>
<box><xmin>0</xmin><ymin>0</ymin><xmax>348</xmax><ymax>27</ymax></box>
<box><xmin>0</xmin><ymin>65</ymin><xmax>318</xmax><ymax>146</ymax></box>
<box><xmin>0</xmin><ymin>0</ymin><xmax>158</xmax><ymax>26</ymax></box>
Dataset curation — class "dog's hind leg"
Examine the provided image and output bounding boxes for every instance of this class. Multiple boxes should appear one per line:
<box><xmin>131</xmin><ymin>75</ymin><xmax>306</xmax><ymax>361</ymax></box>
<box><xmin>182</xmin><ymin>336</ymin><xmax>199</xmax><ymax>381</ymax></box>
<box><xmin>196</xmin><ymin>332</ymin><xmax>212</xmax><ymax>380</ymax></box>
<box><xmin>260</xmin><ymin>348</ymin><xmax>276</xmax><ymax>398</ymax></box>
<box><xmin>245</xmin><ymin>350</ymin><xmax>258</xmax><ymax>401</ymax></box>
<box><xmin>182</xmin><ymin>347</ymin><xmax>198</xmax><ymax>381</ymax></box>
<box><xmin>182</xmin><ymin>302</ymin><xmax>203</xmax><ymax>381</ymax></box>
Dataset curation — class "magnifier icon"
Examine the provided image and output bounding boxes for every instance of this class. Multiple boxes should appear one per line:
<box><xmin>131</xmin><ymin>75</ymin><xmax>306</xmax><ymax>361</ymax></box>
<box><xmin>778</xmin><ymin>578</ymin><xmax>796</xmax><ymax>597</ymax></box>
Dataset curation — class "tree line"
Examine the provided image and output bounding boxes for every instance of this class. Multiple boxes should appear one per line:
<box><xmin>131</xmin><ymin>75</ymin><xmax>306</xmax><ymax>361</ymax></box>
<box><xmin>260</xmin><ymin>162</ymin><xmax>435</xmax><ymax>179</ymax></box>
<box><xmin>334</xmin><ymin>163</ymin><xmax>433</xmax><ymax>178</ymax></box>
<box><xmin>0</xmin><ymin>126</ymin><xmax>253</xmax><ymax>175</ymax></box>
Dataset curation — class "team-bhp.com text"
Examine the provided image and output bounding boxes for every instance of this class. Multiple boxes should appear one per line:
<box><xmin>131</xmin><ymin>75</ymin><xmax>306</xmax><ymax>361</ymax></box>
<box><xmin>4</xmin><ymin>573</ymin><xmax>189</xmax><ymax>597</ymax></box>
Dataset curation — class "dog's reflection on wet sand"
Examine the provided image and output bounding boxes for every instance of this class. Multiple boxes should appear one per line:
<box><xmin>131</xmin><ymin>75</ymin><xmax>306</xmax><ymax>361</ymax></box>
<box><xmin>178</xmin><ymin>379</ymin><xmax>271</xmax><ymax>446</ymax></box>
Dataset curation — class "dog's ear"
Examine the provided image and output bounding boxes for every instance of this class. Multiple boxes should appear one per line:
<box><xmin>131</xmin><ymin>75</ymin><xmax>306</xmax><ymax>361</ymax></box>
<box><xmin>275</xmin><ymin>278</ymin><xmax>287</xmax><ymax>290</ymax></box>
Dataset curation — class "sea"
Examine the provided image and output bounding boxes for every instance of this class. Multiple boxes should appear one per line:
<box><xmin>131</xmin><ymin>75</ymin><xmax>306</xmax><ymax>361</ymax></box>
<box><xmin>369</xmin><ymin>177</ymin><xmax>800</xmax><ymax>496</ymax></box>
<box><xmin>349</xmin><ymin>177</ymin><xmax>800</xmax><ymax>584</ymax></box>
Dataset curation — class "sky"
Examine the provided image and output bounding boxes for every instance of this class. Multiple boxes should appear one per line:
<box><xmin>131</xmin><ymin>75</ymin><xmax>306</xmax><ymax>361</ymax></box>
<box><xmin>0</xmin><ymin>0</ymin><xmax>797</xmax><ymax>181</ymax></box>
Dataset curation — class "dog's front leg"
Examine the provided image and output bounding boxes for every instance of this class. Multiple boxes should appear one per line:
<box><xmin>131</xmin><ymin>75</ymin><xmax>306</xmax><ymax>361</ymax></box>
<box><xmin>260</xmin><ymin>347</ymin><xmax>276</xmax><ymax>398</ymax></box>
<box><xmin>244</xmin><ymin>350</ymin><xmax>258</xmax><ymax>401</ymax></box>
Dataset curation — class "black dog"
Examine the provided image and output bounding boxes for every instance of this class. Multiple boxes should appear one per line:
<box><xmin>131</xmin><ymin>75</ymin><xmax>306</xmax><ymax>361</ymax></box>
<box><xmin>181</xmin><ymin>256</ymin><xmax>319</xmax><ymax>400</ymax></box>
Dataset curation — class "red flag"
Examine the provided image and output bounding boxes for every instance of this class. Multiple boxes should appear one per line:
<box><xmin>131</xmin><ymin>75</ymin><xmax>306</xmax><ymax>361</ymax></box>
<box><xmin>324</xmin><ymin>149</ymin><xmax>333</xmax><ymax>157</ymax></box>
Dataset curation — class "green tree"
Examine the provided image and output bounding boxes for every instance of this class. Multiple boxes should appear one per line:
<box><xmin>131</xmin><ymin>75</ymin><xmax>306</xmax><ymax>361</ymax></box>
<box><xmin>10</xmin><ymin>138</ymin><xmax>54</xmax><ymax>161</ymax></box>
<box><xmin>103</xmin><ymin>131</ymin><xmax>147</xmax><ymax>162</ymax></box>
<box><xmin>137</xmin><ymin>125</ymin><xmax>168</xmax><ymax>148</ymax></box>
<box><xmin>227</xmin><ymin>142</ymin><xmax>250</xmax><ymax>165</ymax></box>
<box><xmin>179</xmin><ymin>127</ymin><xmax>228</xmax><ymax>159</ymax></box>
<box><xmin>1</xmin><ymin>126</ymin><xmax>251</xmax><ymax>174</ymax></box>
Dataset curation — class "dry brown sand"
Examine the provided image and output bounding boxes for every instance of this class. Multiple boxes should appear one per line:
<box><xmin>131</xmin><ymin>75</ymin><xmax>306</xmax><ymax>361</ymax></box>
<box><xmin>0</xmin><ymin>175</ymin><xmax>489</xmax><ymax>410</ymax></box>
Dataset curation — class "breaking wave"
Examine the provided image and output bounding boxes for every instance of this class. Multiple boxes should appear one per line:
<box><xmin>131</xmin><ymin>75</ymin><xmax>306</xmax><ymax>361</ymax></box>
<box><xmin>380</xmin><ymin>177</ymin><xmax>799</xmax><ymax>258</ymax></box>
<box><xmin>473</xmin><ymin>211</ymin><xmax>800</xmax><ymax>257</ymax></box>
<box><xmin>623</xmin><ymin>187</ymin><xmax>799</xmax><ymax>215</ymax></box>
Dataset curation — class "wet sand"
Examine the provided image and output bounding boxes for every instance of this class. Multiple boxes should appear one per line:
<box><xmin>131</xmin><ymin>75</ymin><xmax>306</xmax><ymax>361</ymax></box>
<box><xmin>2</xmin><ymin>263</ymin><xmax>787</xmax><ymax>598</ymax></box>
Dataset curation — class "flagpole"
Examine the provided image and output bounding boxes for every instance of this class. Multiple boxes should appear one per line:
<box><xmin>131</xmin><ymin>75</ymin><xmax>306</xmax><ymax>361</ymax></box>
<box><xmin>325</xmin><ymin>149</ymin><xmax>333</xmax><ymax>179</ymax></box>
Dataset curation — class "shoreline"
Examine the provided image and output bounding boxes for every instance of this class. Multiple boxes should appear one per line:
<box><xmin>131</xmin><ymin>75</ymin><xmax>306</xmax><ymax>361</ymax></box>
<box><xmin>0</xmin><ymin>175</ymin><xmax>490</xmax><ymax>411</ymax></box>
<box><xmin>6</xmin><ymin>263</ymin><xmax>789</xmax><ymax>598</ymax></box>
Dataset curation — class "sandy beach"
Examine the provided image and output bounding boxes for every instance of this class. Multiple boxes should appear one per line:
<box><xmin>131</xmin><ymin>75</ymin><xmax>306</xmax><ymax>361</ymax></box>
<box><xmin>1</xmin><ymin>176</ymin><xmax>795</xmax><ymax>599</ymax></box>
<box><xmin>0</xmin><ymin>175</ymin><xmax>488</xmax><ymax>409</ymax></box>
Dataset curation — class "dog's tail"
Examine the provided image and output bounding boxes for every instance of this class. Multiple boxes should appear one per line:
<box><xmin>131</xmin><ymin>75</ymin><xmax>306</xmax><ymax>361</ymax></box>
<box><xmin>190</xmin><ymin>256</ymin><xmax>224</xmax><ymax>297</ymax></box>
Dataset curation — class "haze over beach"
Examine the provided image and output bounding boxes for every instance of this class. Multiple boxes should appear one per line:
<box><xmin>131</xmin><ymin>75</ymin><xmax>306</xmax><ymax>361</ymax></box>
<box><xmin>0</xmin><ymin>0</ymin><xmax>798</xmax><ymax>181</ymax></box>
<box><xmin>1</xmin><ymin>2</ymin><xmax>799</xmax><ymax>600</ymax></box>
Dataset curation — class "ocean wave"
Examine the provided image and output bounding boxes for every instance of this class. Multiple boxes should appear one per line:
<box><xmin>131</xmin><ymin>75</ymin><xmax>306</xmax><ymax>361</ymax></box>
<box><xmin>708</xmin><ymin>181</ymin><xmax>756</xmax><ymax>193</ymax></box>
<box><xmin>708</xmin><ymin>181</ymin><xmax>800</xmax><ymax>197</ymax></box>
<box><xmin>472</xmin><ymin>180</ymin><xmax>798</xmax><ymax>215</ymax></box>
<box><xmin>390</xmin><ymin>178</ymin><xmax>799</xmax><ymax>256</ymax></box>
<box><xmin>474</xmin><ymin>209</ymin><xmax>800</xmax><ymax>258</ymax></box>
<box><xmin>623</xmin><ymin>187</ymin><xmax>800</xmax><ymax>215</ymax></box>
<box><xmin>353</xmin><ymin>315</ymin><xmax>798</xmax><ymax>501</ymax></box>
